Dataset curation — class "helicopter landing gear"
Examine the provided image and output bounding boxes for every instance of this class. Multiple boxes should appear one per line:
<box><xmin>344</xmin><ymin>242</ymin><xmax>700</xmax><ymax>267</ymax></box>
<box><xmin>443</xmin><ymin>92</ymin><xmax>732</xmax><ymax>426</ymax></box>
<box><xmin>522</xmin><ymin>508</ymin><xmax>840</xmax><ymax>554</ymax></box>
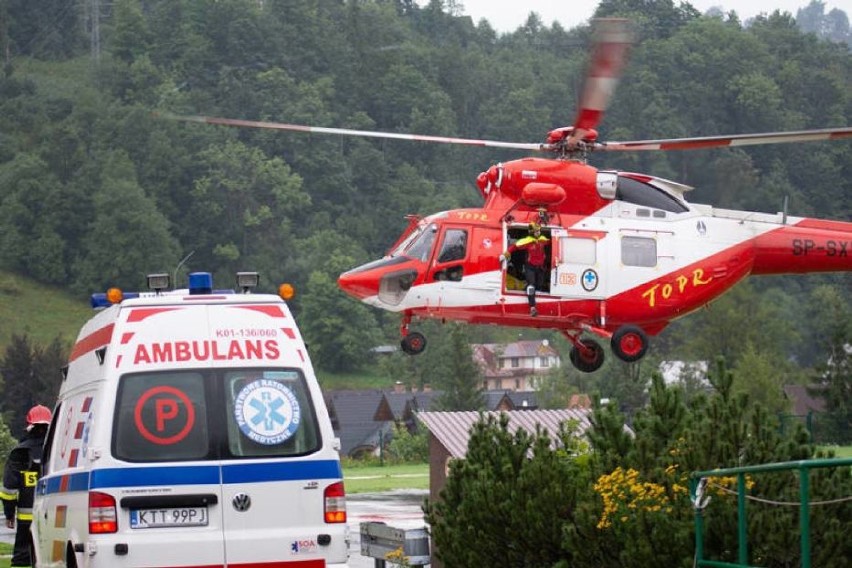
<box><xmin>562</xmin><ymin>331</ymin><xmax>605</xmax><ymax>373</ymax></box>
<box><xmin>611</xmin><ymin>325</ymin><xmax>648</xmax><ymax>363</ymax></box>
<box><xmin>401</xmin><ymin>332</ymin><xmax>427</xmax><ymax>355</ymax></box>
<box><xmin>569</xmin><ymin>338</ymin><xmax>605</xmax><ymax>373</ymax></box>
<box><xmin>400</xmin><ymin>314</ymin><xmax>426</xmax><ymax>355</ymax></box>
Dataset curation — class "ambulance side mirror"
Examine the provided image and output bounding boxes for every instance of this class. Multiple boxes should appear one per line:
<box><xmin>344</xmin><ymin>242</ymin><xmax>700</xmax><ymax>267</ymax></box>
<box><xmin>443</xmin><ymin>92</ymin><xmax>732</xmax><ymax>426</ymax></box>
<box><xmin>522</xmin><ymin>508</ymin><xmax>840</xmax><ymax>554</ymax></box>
<box><xmin>332</xmin><ymin>438</ymin><xmax>341</xmax><ymax>452</ymax></box>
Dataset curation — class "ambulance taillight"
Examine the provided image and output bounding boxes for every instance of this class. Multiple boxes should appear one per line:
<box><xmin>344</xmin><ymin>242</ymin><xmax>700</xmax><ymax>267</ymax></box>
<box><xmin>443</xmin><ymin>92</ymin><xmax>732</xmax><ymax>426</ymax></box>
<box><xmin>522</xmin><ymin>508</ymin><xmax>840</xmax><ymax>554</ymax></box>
<box><xmin>89</xmin><ymin>491</ymin><xmax>118</xmax><ymax>534</ymax></box>
<box><xmin>323</xmin><ymin>482</ymin><xmax>347</xmax><ymax>523</ymax></box>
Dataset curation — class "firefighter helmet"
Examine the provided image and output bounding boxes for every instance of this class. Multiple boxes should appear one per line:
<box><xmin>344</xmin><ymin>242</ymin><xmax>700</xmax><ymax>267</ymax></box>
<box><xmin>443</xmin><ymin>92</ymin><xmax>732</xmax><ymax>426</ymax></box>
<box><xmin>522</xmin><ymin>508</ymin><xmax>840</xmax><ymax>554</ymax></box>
<box><xmin>26</xmin><ymin>405</ymin><xmax>52</xmax><ymax>426</ymax></box>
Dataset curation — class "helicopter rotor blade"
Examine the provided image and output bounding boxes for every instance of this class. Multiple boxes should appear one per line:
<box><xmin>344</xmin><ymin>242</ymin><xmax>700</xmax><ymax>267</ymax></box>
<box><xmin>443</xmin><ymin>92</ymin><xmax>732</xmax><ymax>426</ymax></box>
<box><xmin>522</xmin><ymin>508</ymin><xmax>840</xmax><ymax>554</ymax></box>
<box><xmin>597</xmin><ymin>127</ymin><xmax>852</xmax><ymax>152</ymax></box>
<box><xmin>568</xmin><ymin>18</ymin><xmax>634</xmax><ymax>147</ymax></box>
<box><xmin>159</xmin><ymin>112</ymin><xmax>546</xmax><ymax>152</ymax></box>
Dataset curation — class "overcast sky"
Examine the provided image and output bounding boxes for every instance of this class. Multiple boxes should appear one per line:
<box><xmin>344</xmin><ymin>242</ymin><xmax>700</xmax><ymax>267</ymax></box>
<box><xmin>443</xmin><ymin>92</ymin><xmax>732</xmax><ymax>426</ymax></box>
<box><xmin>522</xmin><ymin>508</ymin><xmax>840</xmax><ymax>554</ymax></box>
<box><xmin>449</xmin><ymin>0</ymin><xmax>845</xmax><ymax>33</ymax></box>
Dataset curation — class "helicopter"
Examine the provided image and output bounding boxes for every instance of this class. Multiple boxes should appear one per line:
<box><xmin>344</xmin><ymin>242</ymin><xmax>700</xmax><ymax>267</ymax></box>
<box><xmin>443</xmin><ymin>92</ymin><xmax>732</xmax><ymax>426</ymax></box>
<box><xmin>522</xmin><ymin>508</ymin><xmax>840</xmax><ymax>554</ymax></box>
<box><xmin>167</xmin><ymin>19</ymin><xmax>852</xmax><ymax>373</ymax></box>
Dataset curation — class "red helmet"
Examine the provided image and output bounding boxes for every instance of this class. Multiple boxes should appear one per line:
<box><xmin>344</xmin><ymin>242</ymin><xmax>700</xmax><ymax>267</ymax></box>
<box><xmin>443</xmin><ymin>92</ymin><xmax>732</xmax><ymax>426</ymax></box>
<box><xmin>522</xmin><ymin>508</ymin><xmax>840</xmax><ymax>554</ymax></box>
<box><xmin>26</xmin><ymin>405</ymin><xmax>52</xmax><ymax>426</ymax></box>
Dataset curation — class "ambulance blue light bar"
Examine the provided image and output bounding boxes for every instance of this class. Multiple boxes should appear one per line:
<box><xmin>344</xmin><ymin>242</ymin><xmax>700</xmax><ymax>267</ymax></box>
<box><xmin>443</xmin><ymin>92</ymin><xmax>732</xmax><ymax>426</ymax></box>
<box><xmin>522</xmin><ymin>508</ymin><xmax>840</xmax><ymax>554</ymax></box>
<box><xmin>88</xmin><ymin>271</ymin><xmax>269</xmax><ymax>309</ymax></box>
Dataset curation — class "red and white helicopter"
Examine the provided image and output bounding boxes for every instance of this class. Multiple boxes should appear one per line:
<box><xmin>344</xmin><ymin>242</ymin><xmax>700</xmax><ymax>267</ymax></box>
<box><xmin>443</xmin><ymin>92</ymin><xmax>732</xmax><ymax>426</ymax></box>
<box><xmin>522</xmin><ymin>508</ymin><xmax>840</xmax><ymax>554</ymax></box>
<box><xmin>171</xmin><ymin>19</ymin><xmax>852</xmax><ymax>372</ymax></box>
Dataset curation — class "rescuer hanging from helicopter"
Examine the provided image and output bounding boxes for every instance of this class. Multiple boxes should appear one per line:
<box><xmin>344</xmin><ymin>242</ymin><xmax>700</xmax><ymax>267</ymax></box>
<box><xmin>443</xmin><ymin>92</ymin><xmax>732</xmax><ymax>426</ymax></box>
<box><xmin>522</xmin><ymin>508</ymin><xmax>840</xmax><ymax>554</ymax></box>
<box><xmin>503</xmin><ymin>222</ymin><xmax>550</xmax><ymax>317</ymax></box>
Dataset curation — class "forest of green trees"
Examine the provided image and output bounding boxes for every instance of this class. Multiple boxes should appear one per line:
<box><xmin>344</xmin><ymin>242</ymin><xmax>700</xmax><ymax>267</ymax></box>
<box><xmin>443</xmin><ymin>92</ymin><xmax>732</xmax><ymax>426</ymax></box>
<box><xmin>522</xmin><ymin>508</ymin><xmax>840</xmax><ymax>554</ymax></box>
<box><xmin>0</xmin><ymin>0</ymin><xmax>849</xmax><ymax>433</ymax></box>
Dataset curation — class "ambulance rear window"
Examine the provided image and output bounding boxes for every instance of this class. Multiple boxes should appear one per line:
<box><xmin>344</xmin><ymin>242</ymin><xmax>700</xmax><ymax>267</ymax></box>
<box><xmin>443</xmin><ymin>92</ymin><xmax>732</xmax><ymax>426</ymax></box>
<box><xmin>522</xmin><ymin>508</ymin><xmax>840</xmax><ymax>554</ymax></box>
<box><xmin>114</xmin><ymin>372</ymin><xmax>211</xmax><ymax>462</ymax></box>
<box><xmin>113</xmin><ymin>368</ymin><xmax>321</xmax><ymax>462</ymax></box>
<box><xmin>224</xmin><ymin>370</ymin><xmax>320</xmax><ymax>457</ymax></box>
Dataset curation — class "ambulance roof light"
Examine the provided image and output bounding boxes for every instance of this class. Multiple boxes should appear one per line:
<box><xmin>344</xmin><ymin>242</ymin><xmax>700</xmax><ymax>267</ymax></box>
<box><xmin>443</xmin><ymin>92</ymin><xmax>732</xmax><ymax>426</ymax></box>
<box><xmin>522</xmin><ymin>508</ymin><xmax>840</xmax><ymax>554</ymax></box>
<box><xmin>188</xmin><ymin>272</ymin><xmax>213</xmax><ymax>295</ymax></box>
<box><xmin>90</xmin><ymin>289</ymin><xmax>140</xmax><ymax>309</ymax></box>
<box><xmin>236</xmin><ymin>272</ymin><xmax>259</xmax><ymax>294</ymax></box>
<box><xmin>146</xmin><ymin>273</ymin><xmax>170</xmax><ymax>294</ymax></box>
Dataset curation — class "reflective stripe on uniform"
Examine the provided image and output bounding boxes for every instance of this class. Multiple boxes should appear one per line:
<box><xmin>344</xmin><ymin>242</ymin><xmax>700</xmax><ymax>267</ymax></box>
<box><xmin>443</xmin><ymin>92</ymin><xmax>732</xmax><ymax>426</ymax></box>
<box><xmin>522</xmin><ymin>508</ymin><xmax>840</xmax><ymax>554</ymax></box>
<box><xmin>0</xmin><ymin>488</ymin><xmax>18</xmax><ymax>500</ymax></box>
<box><xmin>16</xmin><ymin>511</ymin><xmax>33</xmax><ymax>521</ymax></box>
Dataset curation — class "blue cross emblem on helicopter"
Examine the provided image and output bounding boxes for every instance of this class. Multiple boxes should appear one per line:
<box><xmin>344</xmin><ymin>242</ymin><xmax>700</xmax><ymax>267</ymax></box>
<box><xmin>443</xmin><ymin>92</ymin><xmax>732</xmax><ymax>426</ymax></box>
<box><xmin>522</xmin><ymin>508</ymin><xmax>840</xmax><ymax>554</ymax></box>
<box><xmin>234</xmin><ymin>379</ymin><xmax>301</xmax><ymax>445</ymax></box>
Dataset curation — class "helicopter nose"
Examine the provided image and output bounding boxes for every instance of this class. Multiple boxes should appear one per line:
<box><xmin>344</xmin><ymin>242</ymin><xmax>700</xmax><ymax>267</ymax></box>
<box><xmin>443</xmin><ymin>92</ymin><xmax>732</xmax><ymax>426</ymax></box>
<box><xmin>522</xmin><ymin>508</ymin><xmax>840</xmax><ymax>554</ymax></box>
<box><xmin>338</xmin><ymin>267</ymin><xmax>380</xmax><ymax>300</ymax></box>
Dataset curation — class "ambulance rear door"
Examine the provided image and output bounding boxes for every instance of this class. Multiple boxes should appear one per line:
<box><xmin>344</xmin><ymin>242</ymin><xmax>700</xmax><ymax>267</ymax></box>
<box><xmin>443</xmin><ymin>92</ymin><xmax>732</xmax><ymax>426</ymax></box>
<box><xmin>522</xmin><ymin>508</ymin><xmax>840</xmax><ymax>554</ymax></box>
<box><xmin>109</xmin><ymin>302</ymin><xmax>227</xmax><ymax>567</ymax></box>
<box><xmin>208</xmin><ymin>303</ymin><xmax>348</xmax><ymax>566</ymax></box>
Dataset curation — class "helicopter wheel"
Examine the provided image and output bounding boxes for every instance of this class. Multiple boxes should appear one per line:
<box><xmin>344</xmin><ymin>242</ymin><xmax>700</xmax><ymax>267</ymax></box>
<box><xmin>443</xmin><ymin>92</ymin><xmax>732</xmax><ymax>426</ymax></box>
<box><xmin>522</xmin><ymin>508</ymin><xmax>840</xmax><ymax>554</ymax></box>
<box><xmin>611</xmin><ymin>325</ymin><xmax>649</xmax><ymax>363</ymax></box>
<box><xmin>400</xmin><ymin>332</ymin><xmax>427</xmax><ymax>355</ymax></box>
<box><xmin>569</xmin><ymin>338</ymin><xmax>605</xmax><ymax>373</ymax></box>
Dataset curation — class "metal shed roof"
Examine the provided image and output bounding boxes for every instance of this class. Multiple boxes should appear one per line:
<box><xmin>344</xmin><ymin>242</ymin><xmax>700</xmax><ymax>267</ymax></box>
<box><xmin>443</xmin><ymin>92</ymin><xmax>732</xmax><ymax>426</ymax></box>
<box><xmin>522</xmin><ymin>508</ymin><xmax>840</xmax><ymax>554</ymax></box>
<box><xmin>417</xmin><ymin>409</ymin><xmax>592</xmax><ymax>459</ymax></box>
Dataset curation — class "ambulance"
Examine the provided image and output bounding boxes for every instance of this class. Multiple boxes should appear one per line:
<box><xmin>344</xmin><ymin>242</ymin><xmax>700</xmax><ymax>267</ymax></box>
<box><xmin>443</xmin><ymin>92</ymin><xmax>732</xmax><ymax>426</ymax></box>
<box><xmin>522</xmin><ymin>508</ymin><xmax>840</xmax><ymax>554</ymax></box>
<box><xmin>32</xmin><ymin>272</ymin><xmax>350</xmax><ymax>567</ymax></box>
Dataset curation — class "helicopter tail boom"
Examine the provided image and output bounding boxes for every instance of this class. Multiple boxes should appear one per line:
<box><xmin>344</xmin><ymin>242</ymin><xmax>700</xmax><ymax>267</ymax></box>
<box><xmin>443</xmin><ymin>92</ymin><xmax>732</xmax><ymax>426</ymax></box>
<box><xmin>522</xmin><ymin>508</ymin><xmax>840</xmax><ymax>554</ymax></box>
<box><xmin>751</xmin><ymin>218</ymin><xmax>852</xmax><ymax>275</ymax></box>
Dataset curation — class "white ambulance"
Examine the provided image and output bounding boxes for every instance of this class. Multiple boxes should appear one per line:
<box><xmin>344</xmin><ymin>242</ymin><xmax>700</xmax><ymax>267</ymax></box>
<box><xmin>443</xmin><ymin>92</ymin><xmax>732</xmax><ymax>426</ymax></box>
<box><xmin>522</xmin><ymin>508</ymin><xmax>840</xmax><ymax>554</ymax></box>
<box><xmin>32</xmin><ymin>272</ymin><xmax>350</xmax><ymax>568</ymax></box>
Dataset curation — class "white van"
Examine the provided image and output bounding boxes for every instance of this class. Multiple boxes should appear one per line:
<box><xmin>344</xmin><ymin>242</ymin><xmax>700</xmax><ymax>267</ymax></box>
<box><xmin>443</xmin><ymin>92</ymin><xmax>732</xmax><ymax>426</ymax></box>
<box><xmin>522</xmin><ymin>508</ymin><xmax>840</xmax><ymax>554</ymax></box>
<box><xmin>33</xmin><ymin>272</ymin><xmax>349</xmax><ymax>567</ymax></box>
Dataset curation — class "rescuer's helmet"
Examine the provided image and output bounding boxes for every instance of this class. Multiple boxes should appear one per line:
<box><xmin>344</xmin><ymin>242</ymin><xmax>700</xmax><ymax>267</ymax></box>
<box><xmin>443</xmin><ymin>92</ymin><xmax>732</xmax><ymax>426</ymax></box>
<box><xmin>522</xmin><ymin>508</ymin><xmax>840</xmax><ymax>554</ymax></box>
<box><xmin>26</xmin><ymin>405</ymin><xmax>52</xmax><ymax>430</ymax></box>
<box><xmin>529</xmin><ymin>222</ymin><xmax>541</xmax><ymax>233</ymax></box>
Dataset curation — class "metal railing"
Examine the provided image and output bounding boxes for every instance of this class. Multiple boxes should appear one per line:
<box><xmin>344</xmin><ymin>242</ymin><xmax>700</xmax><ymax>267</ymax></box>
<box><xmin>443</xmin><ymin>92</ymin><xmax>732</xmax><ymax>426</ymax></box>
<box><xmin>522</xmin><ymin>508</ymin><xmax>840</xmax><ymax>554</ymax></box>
<box><xmin>690</xmin><ymin>457</ymin><xmax>852</xmax><ymax>568</ymax></box>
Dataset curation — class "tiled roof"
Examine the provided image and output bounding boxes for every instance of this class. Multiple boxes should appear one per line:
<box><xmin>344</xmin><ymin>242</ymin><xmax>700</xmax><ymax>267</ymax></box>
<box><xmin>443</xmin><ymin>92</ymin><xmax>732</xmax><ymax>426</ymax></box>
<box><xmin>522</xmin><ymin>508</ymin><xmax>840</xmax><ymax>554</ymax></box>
<box><xmin>417</xmin><ymin>408</ymin><xmax>593</xmax><ymax>459</ymax></box>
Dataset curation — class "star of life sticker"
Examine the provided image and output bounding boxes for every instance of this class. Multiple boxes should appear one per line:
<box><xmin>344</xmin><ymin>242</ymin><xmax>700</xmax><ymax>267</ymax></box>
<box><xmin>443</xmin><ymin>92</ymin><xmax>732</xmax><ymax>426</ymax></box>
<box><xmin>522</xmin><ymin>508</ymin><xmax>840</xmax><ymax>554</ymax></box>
<box><xmin>234</xmin><ymin>378</ymin><xmax>301</xmax><ymax>445</ymax></box>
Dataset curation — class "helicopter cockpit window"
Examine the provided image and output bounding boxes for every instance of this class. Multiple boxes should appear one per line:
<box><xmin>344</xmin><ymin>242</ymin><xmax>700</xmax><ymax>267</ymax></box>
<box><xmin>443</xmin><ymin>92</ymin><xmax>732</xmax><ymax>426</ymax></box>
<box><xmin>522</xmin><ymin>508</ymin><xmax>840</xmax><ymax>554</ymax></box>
<box><xmin>617</xmin><ymin>177</ymin><xmax>688</xmax><ymax>213</ymax></box>
<box><xmin>403</xmin><ymin>223</ymin><xmax>438</xmax><ymax>262</ymax></box>
<box><xmin>437</xmin><ymin>229</ymin><xmax>467</xmax><ymax>263</ymax></box>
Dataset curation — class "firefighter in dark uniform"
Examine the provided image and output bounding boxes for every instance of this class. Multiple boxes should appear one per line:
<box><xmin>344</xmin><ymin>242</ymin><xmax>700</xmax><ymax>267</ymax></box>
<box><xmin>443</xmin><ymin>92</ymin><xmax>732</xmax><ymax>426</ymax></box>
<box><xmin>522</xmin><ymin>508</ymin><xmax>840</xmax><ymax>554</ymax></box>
<box><xmin>1</xmin><ymin>405</ymin><xmax>52</xmax><ymax>567</ymax></box>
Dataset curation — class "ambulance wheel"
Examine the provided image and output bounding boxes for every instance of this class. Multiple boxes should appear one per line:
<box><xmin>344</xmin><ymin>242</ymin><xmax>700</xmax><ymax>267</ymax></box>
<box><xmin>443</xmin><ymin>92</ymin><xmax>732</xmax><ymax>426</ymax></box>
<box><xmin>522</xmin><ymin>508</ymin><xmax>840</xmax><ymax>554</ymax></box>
<box><xmin>569</xmin><ymin>338</ymin><xmax>605</xmax><ymax>373</ymax></box>
<box><xmin>611</xmin><ymin>325</ymin><xmax>649</xmax><ymax>363</ymax></box>
<box><xmin>401</xmin><ymin>332</ymin><xmax>427</xmax><ymax>355</ymax></box>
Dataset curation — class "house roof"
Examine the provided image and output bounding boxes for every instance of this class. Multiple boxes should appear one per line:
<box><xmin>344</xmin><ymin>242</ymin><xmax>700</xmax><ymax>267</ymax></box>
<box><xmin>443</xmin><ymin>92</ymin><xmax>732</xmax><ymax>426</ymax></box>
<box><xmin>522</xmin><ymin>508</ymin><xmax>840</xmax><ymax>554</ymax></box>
<box><xmin>417</xmin><ymin>408</ymin><xmax>592</xmax><ymax>459</ymax></box>
<box><xmin>325</xmin><ymin>389</ymin><xmax>388</xmax><ymax>455</ymax></box>
<box><xmin>481</xmin><ymin>389</ymin><xmax>538</xmax><ymax>410</ymax></box>
<box><xmin>783</xmin><ymin>385</ymin><xmax>827</xmax><ymax>415</ymax></box>
<box><xmin>568</xmin><ymin>394</ymin><xmax>591</xmax><ymax>409</ymax></box>
<box><xmin>377</xmin><ymin>390</ymin><xmax>442</xmax><ymax>421</ymax></box>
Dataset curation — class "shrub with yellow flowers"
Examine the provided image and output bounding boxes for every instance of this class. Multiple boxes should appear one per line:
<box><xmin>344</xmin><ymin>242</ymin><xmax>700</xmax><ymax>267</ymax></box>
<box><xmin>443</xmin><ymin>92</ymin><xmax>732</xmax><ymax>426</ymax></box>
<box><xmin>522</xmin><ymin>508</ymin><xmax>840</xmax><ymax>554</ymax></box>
<box><xmin>594</xmin><ymin>466</ymin><xmax>689</xmax><ymax>529</ymax></box>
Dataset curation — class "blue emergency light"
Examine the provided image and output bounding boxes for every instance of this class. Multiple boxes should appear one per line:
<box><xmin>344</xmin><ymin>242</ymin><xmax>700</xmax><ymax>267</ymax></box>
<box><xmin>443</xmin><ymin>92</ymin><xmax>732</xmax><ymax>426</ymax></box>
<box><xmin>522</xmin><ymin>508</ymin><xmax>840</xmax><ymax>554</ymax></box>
<box><xmin>189</xmin><ymin>272</ymin><xmax>213</xmax><ymax>295</ymax></box>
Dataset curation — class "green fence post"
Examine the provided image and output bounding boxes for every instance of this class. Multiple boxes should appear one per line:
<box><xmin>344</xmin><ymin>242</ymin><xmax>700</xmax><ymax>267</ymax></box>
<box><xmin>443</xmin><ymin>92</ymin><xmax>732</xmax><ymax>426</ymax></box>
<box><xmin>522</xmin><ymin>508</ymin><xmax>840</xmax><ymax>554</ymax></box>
<box><xmin>800</xmin><ymin>465</ymin><xmax>810</xmax><ymax>568</ymax></box>
<box><xmin>737</xmin><ymin>473</ymin><xmax>747</xmax><ymax>565</ymax></box>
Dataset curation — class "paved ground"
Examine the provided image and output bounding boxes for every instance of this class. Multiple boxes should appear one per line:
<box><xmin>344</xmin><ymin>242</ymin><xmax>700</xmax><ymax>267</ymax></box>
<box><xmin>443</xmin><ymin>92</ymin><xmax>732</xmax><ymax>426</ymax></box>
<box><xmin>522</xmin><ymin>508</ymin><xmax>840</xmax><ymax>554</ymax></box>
<box><xmin>0</xmin><ymin>525</ymin><xmax>12</xmax><ymax>544</ymax></box>
<box><xmin>7</xmin><ymin>490</ymin><xmax>431</xmax><ymax>566</ymax></box>
<box><xmin>347</xmin><ymin>490</ymin><xmax>430</xmax><ymax>567</ymax></box>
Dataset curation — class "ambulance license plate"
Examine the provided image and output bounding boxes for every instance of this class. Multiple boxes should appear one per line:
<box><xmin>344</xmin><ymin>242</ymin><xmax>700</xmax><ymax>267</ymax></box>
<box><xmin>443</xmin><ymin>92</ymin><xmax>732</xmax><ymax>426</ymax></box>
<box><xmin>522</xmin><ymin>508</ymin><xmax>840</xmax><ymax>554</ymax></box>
<box><xmin>130</xmin><ymin>507</ymin><xmax>208</xmax><ymax>528</ymax></box>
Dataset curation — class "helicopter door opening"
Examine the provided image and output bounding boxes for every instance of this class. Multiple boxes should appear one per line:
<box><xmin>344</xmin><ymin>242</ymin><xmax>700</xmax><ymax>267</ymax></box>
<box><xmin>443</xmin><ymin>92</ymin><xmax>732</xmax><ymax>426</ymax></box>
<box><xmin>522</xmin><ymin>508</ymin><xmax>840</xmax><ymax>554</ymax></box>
<box><xmin>549</xmin><ymin>228</ymin><xmax>608</xmax><ymax>300</ymax></box>
<box><xmin>503</xmin><ymin>225</ymin><xmax>552</xmax><ymax>295</ymax></box>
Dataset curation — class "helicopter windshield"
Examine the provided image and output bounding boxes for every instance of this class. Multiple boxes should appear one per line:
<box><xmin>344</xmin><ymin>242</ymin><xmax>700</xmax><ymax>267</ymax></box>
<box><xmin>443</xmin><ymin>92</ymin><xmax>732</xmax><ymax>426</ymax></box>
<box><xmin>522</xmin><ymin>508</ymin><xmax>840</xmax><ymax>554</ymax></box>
<box><xmin>390</xmin><ymin>223</ymin><xmax>438</xmax><ymax>262</ymax></box>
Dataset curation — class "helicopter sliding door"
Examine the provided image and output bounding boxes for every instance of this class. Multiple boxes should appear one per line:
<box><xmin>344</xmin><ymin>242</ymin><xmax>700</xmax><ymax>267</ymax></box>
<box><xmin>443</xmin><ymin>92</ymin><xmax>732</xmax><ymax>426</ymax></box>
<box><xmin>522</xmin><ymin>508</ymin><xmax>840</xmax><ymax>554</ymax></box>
<box><xmin>549</xmin><ymin>228</ymin><xmax>608</xmax><ymax>300</ymax></box>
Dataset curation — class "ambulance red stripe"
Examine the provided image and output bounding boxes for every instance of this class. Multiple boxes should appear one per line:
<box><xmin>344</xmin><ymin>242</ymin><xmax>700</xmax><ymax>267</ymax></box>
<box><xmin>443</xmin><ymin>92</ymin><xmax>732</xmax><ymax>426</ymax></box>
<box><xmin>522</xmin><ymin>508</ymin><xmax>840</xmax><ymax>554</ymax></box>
<box><xmin>69</xmin><ymin>323</ymin><xmax>114</xmax><ymax>363</ymax></box>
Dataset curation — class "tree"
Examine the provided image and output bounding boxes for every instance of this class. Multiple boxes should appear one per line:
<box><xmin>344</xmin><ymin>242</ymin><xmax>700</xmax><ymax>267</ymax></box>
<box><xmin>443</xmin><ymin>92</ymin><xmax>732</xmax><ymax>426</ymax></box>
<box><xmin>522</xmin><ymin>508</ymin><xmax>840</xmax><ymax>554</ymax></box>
<box><xmin>0</xmin><ymin>334</ymin><xmax>66</xmax><ymax>436</ymax></box>
<box><xmin>72</xmin><ymin>150</ymin><xmax>181</xmax><ymax>293</ymax></box>
<box><xmin>431</xmin><ymin>323</ymin><xmax>484</xmax><ymax>411</ymax></box>
<box><xmin>810</xmin><ymin>330</ymin><xmax>851</xmax><ymax>444</ymax></box>
<box><xmin>425</xmin><ymin>413</ymin><xmax>591</xmax><ymax>567</ymax></box>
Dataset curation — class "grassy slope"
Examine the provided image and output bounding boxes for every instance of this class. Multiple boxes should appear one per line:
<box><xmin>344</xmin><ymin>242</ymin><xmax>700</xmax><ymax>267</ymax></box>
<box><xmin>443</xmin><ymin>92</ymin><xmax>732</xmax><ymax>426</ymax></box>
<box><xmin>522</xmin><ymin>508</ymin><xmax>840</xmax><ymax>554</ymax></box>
<box><xmin>0</xmin><ymin>271</ymin><xmax>92</xmax><ymax>352</ymax></box>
